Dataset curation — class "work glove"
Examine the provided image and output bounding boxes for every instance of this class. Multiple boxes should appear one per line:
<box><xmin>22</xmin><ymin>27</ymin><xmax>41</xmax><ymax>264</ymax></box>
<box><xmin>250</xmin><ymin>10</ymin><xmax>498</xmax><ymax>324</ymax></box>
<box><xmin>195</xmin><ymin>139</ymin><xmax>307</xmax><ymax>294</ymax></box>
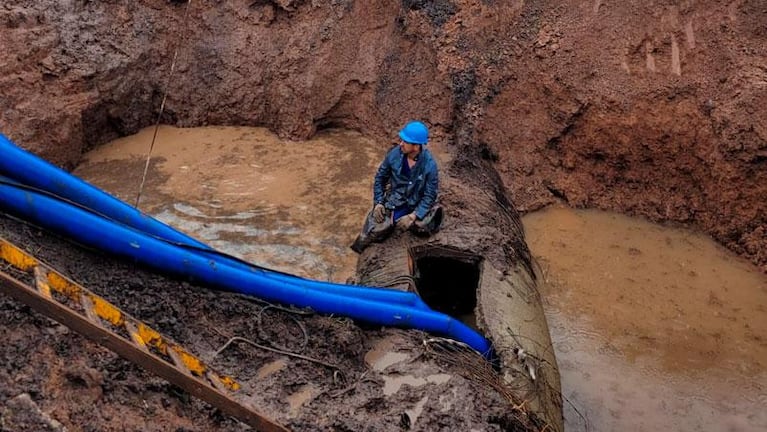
<box><xmin>396</xmin><ymin>213</ymin><xmax>416</xmax><ymax>230</ymax></box>
<box><xmin>373</xmin><ymin>204</ymin><xmax>386</xmax><ymax>223</ymax></box>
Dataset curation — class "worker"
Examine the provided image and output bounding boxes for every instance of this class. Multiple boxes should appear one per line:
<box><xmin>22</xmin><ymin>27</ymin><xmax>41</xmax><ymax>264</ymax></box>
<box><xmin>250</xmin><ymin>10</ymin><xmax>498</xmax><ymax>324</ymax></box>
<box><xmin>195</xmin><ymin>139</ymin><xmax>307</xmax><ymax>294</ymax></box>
<box><xmin>350</xmin><ymin>120</ymin><xmax>444</xmax><ymax>253</ymax></box>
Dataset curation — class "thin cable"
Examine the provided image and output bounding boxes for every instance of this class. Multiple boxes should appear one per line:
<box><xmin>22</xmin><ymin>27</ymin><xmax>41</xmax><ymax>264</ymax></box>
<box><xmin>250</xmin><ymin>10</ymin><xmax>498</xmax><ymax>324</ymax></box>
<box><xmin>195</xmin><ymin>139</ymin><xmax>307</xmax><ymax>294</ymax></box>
<box><xmin>135</xmin><ymin>0</ymin><xmax>194</xmax><ymax>209</ymax></box>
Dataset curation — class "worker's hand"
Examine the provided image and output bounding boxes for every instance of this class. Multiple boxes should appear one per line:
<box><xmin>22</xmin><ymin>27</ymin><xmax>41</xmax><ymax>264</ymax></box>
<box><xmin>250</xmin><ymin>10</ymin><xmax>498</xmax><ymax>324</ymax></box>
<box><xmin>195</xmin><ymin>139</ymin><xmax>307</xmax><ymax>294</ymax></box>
<box><xmin>373</xmin><ymin>204</ymin><xmax>386</xmax><ymax>223</ymax></box>
<box><xmin>396</xmin><ymin>213</ymin><xmax>416</xmax><ymax>230</ymax></box>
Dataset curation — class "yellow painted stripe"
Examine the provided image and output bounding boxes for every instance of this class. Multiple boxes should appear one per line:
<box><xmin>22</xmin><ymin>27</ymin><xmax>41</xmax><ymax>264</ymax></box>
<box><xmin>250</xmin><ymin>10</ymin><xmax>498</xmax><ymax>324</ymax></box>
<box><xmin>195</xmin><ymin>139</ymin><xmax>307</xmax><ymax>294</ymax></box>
<box><xmin>0</xmin><ymin>241</ymin><xmax>38</xmax><ymax>271</ymax></box>
<box><xmin>173</xmin><ymin>346</ymin><xmax>207</xmax><ymax>376</ymax></box>
<box><xmin>171</xmin><ymin>347</ymin><xmax>240</xmax><ymax>391</ymax></box>
<box><xmin>217</xmin><ymin>375</ymin><xmax>241</xmax><ymax>391</ymax></box>
<box><xmin>137</xmin><ymin>323</ymin><xmax>166</xmax><ymax>353</ymax></box>
<box><xmin>47</xmin><ymin>272</ymin><xmax>82</xmax><ymax>301</ymax></box>
<box><xmin>131</xmin><ymin>332</ymin><xmax>147</xmax><ymax>347</ymax></box>
<box><xmin>91</xmin><ymin>295</ymin><xmax>125</xmax><ymax>326</ymax></box>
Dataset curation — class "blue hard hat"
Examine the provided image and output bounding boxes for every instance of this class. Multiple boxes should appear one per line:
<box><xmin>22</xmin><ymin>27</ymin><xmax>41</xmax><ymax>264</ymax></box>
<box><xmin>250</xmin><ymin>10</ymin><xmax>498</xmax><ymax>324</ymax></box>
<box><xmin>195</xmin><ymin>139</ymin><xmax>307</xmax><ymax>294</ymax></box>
<box><xmin>398</xmin><ymin>121</ymin><xmax>429</xmax><ymax>145</ymax></box>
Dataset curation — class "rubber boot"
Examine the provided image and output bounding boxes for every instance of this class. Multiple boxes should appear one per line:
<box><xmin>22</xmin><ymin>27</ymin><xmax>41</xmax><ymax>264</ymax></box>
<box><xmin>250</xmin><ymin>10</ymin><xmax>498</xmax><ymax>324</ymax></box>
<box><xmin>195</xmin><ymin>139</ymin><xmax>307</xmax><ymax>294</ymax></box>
<box><xmin>411</xmin><ymin>205</ymin><xmax>444</xmax><ymax>237</ymax></box>
<box><xmin>350</xmin><ymin>234</ymin><xmax>371</xmax><ymax>254</ymax></box>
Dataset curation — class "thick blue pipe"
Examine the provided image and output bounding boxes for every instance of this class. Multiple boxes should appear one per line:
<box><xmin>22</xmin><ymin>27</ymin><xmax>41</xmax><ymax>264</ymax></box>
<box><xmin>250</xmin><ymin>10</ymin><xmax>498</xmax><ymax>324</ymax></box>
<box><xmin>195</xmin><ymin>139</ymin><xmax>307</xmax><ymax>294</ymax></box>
<box><xmin>0</xmin><ymin>181</ymin><xmax>493</xmax><ymax>357</ymax></box>
<box><xmin>0</xmin><ymin>134</ymin><xmax>428</xmax><ymax>309</ymax></box>
<box><xmin>0</xmin><ymin>134</ymin><xmax>199</xmax><ymax>245</ymax></box>
<box><xmin>0</xmin><ymin>174</ymin><xmax>424</xmax><ymax>309</ymax></box>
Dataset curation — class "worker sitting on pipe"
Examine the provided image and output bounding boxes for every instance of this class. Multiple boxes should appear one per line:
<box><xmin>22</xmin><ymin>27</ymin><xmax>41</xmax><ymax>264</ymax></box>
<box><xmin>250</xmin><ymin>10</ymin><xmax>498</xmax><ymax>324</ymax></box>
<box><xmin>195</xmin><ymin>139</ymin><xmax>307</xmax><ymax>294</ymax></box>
<box><xmin>350</xmin><ymin>120</ymin><xmax>444</xmax><ymax>253</ymax></box>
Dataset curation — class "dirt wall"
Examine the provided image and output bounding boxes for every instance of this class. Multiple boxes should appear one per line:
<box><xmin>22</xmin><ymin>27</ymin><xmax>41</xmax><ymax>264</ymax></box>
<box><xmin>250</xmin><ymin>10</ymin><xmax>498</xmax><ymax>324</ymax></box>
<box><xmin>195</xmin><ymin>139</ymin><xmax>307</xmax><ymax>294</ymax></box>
<box><xmin>477</xmin><ymin>0</ymin><xmax>767</xmax><ymax>271</ymax></box>
<box><xmin>1</xmin><ymin>0</ymin><xmax>764</xmax><ymax>270</ymax></box>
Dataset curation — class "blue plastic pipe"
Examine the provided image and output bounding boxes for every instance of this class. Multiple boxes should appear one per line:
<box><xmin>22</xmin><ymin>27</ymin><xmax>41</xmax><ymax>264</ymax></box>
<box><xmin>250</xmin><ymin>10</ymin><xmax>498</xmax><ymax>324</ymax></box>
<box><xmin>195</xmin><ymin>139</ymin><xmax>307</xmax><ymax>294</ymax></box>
<box><xmin>0</xmin><ymin>175</ymin><xmax>426</xmax><ymax>308</ymax></box>
<box><xmin>0</xmin><ymin>180</ymin><xmax>493</xmax><ymax>357</ymax></box>
<box><xmin>0</xmin><ymin>134</ymin><xmax>428</xmax><ymax>309</ymax></box>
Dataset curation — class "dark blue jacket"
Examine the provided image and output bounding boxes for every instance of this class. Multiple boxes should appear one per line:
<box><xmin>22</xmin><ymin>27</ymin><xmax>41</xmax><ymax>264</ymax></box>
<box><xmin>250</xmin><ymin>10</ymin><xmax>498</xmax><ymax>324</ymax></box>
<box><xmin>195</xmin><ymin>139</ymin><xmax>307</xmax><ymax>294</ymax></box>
<box><xmin>374</xmin><ymin>146</ymin><xmax>439</xmax><ymax>220</ymax></box>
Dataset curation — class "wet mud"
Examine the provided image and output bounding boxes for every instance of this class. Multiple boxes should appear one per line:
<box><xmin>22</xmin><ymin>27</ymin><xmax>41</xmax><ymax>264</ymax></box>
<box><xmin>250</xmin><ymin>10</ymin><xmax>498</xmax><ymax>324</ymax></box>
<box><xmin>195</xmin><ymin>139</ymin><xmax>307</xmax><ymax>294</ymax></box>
<box><xmin>0</xmin><ymin>213</ymin><xmax>519</xmax><ymax>431</ymax></box>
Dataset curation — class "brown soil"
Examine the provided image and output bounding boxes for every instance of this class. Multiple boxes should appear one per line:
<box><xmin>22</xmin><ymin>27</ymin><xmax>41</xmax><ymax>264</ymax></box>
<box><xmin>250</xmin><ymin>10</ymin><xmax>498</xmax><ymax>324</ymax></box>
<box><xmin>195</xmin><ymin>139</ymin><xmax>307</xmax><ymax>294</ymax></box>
<box><xmin>0</xmin><ymin>214</ymin><xmax>523</xmax><ymax>431</ymax></box>
<box><xmin>1</xmin><ymin>1</ymin><xmax>764</xmax><ymax>271</ymax></box>
<box><xmin>1</xmin><ymin>0</ymin><xmax>765</xmax><ymax>430</ymax></box>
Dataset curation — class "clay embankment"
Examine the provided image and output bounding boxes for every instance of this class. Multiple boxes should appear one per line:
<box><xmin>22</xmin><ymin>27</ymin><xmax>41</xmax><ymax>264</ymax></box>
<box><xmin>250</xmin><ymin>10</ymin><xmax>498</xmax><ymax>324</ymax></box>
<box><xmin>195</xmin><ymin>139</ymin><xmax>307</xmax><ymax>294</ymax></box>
<box><xmin>1</xmin><ymin>1</ymin><xmax>764</xmax><ymax>270</ymax></box>
<box><xmin>2</xmin><ymin>1</ymin><xmax>765</xmax><ymax>269</ymax></box>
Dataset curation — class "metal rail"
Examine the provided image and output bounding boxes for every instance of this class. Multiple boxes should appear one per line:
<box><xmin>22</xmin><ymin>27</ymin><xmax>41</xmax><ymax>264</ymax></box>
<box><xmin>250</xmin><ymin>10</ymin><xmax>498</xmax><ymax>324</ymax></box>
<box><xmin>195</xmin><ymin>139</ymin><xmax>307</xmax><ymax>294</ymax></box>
<box><xmin>0</xmin><ymin>236</ymin><xmax>288</xmax><ymax>432</ymax></box>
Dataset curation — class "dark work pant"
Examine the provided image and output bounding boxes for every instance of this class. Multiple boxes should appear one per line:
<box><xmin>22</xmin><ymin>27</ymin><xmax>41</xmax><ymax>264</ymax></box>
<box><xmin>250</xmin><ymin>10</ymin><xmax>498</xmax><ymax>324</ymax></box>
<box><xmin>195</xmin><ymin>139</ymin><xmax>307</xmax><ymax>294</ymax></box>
<box><xmin>350</xmin><ymin>205</ymin><xmax>443</xmax><ymax>253</ymax></box>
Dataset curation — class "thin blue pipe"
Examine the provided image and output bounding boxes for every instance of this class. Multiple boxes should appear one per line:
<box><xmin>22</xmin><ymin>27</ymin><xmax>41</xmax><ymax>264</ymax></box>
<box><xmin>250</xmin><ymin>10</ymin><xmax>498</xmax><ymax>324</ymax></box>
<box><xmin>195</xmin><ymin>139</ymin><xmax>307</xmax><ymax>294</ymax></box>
<box><xmin>0</xmin><ymin>134</ymin><xmax>428</xmax><ymax>309</ymax></box>
<box><xmin>0</xmin><ymin>181</ymin><xmax>493</xmax><ymax>357</ymax></box>
<box><xmin>0</xmin><ymin>173</ymin><xmax>424</xmax><ymax>309</ymax></box>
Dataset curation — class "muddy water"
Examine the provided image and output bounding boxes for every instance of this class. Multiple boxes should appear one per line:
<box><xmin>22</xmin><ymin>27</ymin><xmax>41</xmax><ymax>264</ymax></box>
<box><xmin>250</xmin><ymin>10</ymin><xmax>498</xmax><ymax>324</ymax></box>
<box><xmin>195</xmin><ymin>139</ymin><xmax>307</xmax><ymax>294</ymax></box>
<box><xmin>74</xmin><ymin>125</ymin><xmax>386</xmax><ymax>282</ymax></box>
<box><xmin>523</xmin><ymin>207</ymin><xmax>767</xmax><ymax>432</ymax></box>
<box><xmin>364</xmin><ymin>336</ymin><xmax>452</xmax><ymax>397</ymax></box>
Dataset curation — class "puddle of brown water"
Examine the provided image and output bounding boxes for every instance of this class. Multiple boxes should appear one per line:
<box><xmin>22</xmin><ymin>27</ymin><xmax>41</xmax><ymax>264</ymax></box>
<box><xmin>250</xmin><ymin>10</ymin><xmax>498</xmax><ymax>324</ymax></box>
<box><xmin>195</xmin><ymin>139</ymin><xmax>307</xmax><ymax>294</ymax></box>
<box><xmin>523</xmin><ymin>206</ymin><xmax>767</xmax><ymax>432</ymax></box>
<box><xmin>255</xmin><ymin>358</ymin><xmax>287</xmax><ymax>379</ymax></box>
<box><xmin>382</xmin><ymin>373</ymin><xmax>451</xmax><ymax>396</ymax></box>
<box><xmin>286</xmin><ymin>383</ymin><xmax>318</xmax><ymax>417</ymax></box>
<box><xmin>74</xmin><ymin>125</ymin><xmax>386</xmax><ymax>282</ymax></box>
<box><xmin>364</xmin><ymin>337</ymin><xmax>410</xmax><ymax>371</ymax></box>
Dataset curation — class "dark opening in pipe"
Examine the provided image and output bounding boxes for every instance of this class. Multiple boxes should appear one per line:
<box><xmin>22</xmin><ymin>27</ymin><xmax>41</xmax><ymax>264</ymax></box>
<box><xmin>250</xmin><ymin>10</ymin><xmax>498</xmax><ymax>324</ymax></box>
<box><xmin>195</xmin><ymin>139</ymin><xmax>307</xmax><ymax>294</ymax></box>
<box><xmin>409</xmin><ymin>246</ymin><xmax>482</xmax><ymax>330</ymax></box>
